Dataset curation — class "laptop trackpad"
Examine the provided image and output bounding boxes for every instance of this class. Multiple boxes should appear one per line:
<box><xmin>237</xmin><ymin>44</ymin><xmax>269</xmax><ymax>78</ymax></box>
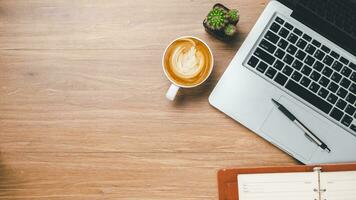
<box><xmin>260</xmin><ymin>96</ymin><xmax>318</xmax><ymax>161</ymax></box>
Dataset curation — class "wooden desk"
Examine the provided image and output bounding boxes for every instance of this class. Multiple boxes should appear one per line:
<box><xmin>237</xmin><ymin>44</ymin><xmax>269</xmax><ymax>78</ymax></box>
<box><xmin>0</xmin><ymin>0</ymin><xmax>298</xmax><ymax>199</ymax></box>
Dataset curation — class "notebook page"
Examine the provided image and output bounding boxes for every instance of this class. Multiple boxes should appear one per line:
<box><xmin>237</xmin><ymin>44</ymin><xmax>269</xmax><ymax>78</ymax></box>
<box><xmin>322</xmin><ymin>171</ymin><xmax>356</xmax><ymax>200</ymax></box>
<box><xmin>238</xmin><ymin>172</ymin><xmax>316</xmax><ymax>200</ymax></box>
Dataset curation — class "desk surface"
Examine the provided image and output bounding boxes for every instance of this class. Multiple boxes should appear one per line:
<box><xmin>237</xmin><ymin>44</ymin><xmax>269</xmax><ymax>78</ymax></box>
<box><xmin>0</xmin><ymin>0</ymin><xmax>298</xmax><ymax>199</ymax></box>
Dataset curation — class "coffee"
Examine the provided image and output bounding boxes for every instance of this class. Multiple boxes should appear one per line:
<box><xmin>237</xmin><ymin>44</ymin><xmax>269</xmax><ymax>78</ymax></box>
<box><xmin>163</xmin><ymin>37</ymin><xmax>213</xmax><ymax>87</ymax></box>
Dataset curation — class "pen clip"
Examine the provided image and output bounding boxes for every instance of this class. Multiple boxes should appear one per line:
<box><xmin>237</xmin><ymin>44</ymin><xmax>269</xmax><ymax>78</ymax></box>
<box><xmin>304</xmin><ymin>133</ymin><xmax>317</xmax><ymax>144</ymax></box>
<box><xmin>304</xmin><ymin>133</ymin><xmax>331</xmax><ymax>153</ymax></box>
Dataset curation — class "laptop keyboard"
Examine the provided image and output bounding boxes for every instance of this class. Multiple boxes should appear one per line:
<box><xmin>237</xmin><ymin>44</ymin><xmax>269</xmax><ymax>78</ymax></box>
<box><xmin>246</xmin><ymin>15</ymin><xmax>356</xmax><ymax>135</ymax></box>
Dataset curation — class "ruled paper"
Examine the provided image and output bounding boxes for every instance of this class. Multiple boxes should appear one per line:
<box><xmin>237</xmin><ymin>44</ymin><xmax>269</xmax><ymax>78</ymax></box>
<box><xmin>238</xmin><ymin>172</ymin><xmax>316</xmax><ymax>200</ymax></box>
<box><xmin>322</xmin><ymin>171</ymin><xmax>356</xmax><ymax>200</ymax></box>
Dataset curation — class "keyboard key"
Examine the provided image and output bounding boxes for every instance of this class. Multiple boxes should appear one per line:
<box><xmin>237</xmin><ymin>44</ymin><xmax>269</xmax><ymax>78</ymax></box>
<box><xmin>295</xmin><ymin>50</ymin><xmax>307</xmax><ymax>61</ymax></box>
<box><xmin>309</xmin><ymin>82</ymin><xmax>320</xmax><ymax>93</ymax></box>
<box><xmin>283</xmin><ymin>54</ymin><xmax>294</xmax><ymax>65</ymax></box>
<box><xmin>248</xmin><ymin>56</ymin><xmax>259</xmax><ymax>68</ymax></box>
<box><xmin>266</xmin><ymin>67</ymin><xmax>277</xmax><ymax>79</ymax></box>
<box><xmin>345</xmin><ymin>105</ymin><xmax>356</xmax><ymax>116</ymax></box>
<box><xmin>296</xmin><ymin>39</ymin><xmax>307</xmax><ymax>49</ymax></box>
<box><xmin>337</xmin><ymin>87</ymin><xmax>348</xmax><ymax>98</ymax></box>
<box><xmin>321</xmin><ymin>45</ymin><xmax>331</xmax><ymax>53</ymax></box>
<box><xmin>292</xmin><ymin>60</ymin><xmax>303</xmax><ymax>70</ymax></box>
<box><xmin>275</xmin><ymin>17</ymin><xmax>284</xmax><ymax>24</ymax></box>
<box><xmin>331</xmin><ymin>61</ymin><xmax>343</xmax><ymax>71</ymax></box>
<box><xmin>313</xmin><ymin>61</ymin><xmax>324</xmax><ymax>72</ymax></box>
<box><xmin>286</xmin><ymin>44</ymin><xmax>297</xmax><ymax>55</ymax></box>
<box><xmin>301</xmin><ymin>66</ymin><xmax>312</xmax><ymax>76</ymax></box>
<box><xmin>305</xmin><ymin>56</ymin><xmax>315</xmax><ymax>66</ymax></box>
<box><xmin>305</xmin><ymin>44</ymin><xmax>316</xmax><ymax>55</ymax></box>
<box><xmin>270</xmin><ymin>22</ymin><xmax>281</xmax><ymax>33</ymax></box>
<box><xmin>330</xmin><ymin>107</ymin><xmax>343</xmax><ymax>121</ymax></box>
<box><xmin>285</xmin><ymin>22</ymin><xmax>293</xmax><ymax>30</ymax></box>
<box><xmin>260</xmin><ymin>39</ymin><xmax>277</xmax><ymax>54</ymax></box>
<box><xmin>351</xmin><ymin>72</ymin><xmax>356</xmax><ymax>82</ymax></box>
<box><xmin>273</xmin><ymin>60</ymin><xmax>285</xmax><ymax>70</ymax></box>
<box><xmin>341</xmin><ymin>66</ymin><xmax>352</xmax><ymax>77</ymax></box>
<box><xmin>314</xmin><ymin>50</ymin><xmax>325</xmax><ymax>60</ymax></box>
<box><xmin>331</xmin><ymin>72</ymin><xmax>342</xmax><ymax>83</ymax></box>
<box><xmin>287</xmin><ymin>33</ymin><xmax>298</xmax><ymax>44</ymax></box>
<box><xmin>341</xmin><ymin>115</ymin><xmax>353</xmax><ymax>127</ymax></box>
<box><xmin>274</xmin><ymin>49</ymin><xmax>285</xmax><ymax>59</ymax></box>
<box><xmin>310</xmin><ymin>71</ymin><xmax>321</xmax><ymax>81</ymax></box>
<box><xmin>256</xmin><ymin>62</ymin><xmax>268</xmax><ymax>73</ymax></box>
<box><xmin>330</xmin><ymin>51</ymin><xmax>340</xmax><ymax>59</ymax></box>
<box><xmin>291</xmin><ymin>71</ymin><xmax>302</xmax><ymax>82</ymax></box>
<box><xmin>319</xmin><ymin>76</ymin><xmax>330</xmax><ymax>87</ymax></box>
<box><xmin>349</xmin><ymin>62</ymin><xmax>356</xmax><ymax>70</ymax></box>
<box><xmin>340</xmin><ymin>78</ymin><xmax>351</xmax><ymax>89</ymax></box>
<box><xmin>312</xmin><ymin>39</ymin><xmax>321</xmax><ymax>47</ymax></box>
<box><xmin>322</xmin><ymin>67</ymin><xmax>333</xmax><ymax>77</ymax></box>
<box><xmin>293</xmin><ymin>28</ymin><xmax>303</xmax><ymax>36</ymax></box>
<box><xmin>336</xmin><ymin>99</ymin><xmax>347</xmax><ymax>110</ymax></box>
<box><xmin>274</xmin><ymin>73</ymin><xmax>288</xmax><ymax>86</ymax></box>
<box><xmin>351</xmin><ymin>125</ymin><xmax>356</xmax><ymax>133</ymax></box>
<box><xmin>282</xmin><ymin>66</ymin><xmax>293</xmax><ymax>76</ymax></box>
<box><xmin>301</xmin><ymin>76</ymin><xmax>311</xmax><ymax>87</ymax></box>
<box><xmin>265</xmin><ymin>31</ymin><xmax>280</xmax><ymax>44</ymax></box>
<box><xmin>340</xmin><ymin>57</ymin><xmax>349</xmax><ymax>65</ymax></box>
<box><xmin>327</xmin><ymin>93</ymin><xmax>338</xmax><ymax>104</ymax></box>
<box><xmin>254</xmin><ymin>48</ymin><xmax>276</xmax><ymax>65</ymax></box>
<box><xmin>302</xmin><ymin>33</ymin><xmax>312</xmax><ymax>42</ymax></box>
<box><xmin>285</xmin><ymin>80</ymin><xmax>332</xmax><ymax>114</ymax></box>
<box><xmin>350</xmin><ymin>83</ymin><xmax>356</xmax><ymax>94</ymax></box>
<box><xmin>346</xmin><ymin>93</ymin><xmax>356</xmax><ymax>104</ymax></box>
<box><xmin>278</xmin><ymin>27</ymin><xmax>289</xmax><ymax>38</ymax></box>
<box><xmin>323</xmin><ymin>55</ymin><xmax>334</xmax><ymax>66</ymax></box>
<box><xmin>318</xmin><ymin>87</ymin><xmax>329</xmax><ymax>98</ymax></box>
<box><xmin>328</xmin><ymin>82</ymin><xmax>339</xmax><ymax>93</ymax></box>
<box><xmin>277</xmin><ymin>39</ymin><xmax>289</xmax><ymax>49</ymax></box>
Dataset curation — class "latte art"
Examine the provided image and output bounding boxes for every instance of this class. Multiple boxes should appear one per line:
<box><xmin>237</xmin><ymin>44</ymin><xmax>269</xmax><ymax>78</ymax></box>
<box><xmin>170</xmin><ymin>39</ymin><xmax>205</xmax><ymax>79</ymax></box>
<box><xmin>163</xmin><ymin>37</ymin><xmax>212</xmax><ymax>87</ymax></box>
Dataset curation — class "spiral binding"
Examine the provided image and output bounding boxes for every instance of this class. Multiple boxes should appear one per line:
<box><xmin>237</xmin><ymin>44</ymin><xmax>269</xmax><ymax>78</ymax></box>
<box><xmin>313</xmin><ymin>167</ymin><xmax>327</xmax><ymax>200</ymax></box>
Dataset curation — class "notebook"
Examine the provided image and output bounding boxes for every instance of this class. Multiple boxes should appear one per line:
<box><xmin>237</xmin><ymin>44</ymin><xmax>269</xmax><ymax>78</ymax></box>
<box><xmin>238</xmin><ymin>167</ymin><xmax>356</xmax><ymax>200</ymax></box>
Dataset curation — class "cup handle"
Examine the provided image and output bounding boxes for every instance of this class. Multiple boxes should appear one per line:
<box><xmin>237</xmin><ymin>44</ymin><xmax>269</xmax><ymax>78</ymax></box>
<box><xmin>166</xmin><ymin>84</ymin><xmax>180</xmax><ymax>101</ymax></box>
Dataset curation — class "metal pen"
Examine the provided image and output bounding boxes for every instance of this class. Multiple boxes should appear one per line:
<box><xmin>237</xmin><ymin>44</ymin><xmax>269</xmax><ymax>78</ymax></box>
<box><xmin>272</xmin><ymin>99</ymin><xmax>331</xmax><ymax>153</ymax></box>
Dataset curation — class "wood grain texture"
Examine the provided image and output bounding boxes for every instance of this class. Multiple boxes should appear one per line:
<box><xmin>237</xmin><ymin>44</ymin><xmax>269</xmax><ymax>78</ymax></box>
<box><xmin>0</xmin><ymin>0</ymin><xmax>298</xmax><ymax>199</ymax></box>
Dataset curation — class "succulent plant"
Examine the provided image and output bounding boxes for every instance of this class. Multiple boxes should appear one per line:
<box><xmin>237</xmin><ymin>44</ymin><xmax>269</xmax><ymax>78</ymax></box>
<box><xmin>227</xmin><ymin>9</ymin><xmax>239</xmax><ymax>24</ymax></box>
<box><xmin>203</xmin><ymin>4</ymin><xmax>240</xmax><ymax>39</ymax></box>
<box><xmin>206</xmin><ymin>7</ymin><xmax>228</xmax><ymax>30</ymax></box>
<box><xmin>224</xmin><ymin>24</ymin><xmax>237</xmax><ymax>36</ymax></box>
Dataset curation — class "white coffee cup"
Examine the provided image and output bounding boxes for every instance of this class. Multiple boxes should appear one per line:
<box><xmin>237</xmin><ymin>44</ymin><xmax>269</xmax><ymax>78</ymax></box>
<box><xmin>162</xmin><ymin>36</ymin><xmax>214</xmax><ymax>101</ymax></box>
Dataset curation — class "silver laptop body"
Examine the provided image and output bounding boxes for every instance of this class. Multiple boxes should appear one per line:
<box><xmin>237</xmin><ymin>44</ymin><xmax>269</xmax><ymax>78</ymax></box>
<box><xmin>209</xmin><ymin>0</ymin><xmax>356</xmax><ymax>164</ymax></box>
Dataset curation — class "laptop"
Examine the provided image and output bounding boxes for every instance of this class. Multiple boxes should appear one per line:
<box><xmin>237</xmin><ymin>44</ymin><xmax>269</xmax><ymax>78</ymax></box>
<box><xmin>209</xmin><ymin>0</ymin><xmax>356</xmax><ymax>164</ymax></box>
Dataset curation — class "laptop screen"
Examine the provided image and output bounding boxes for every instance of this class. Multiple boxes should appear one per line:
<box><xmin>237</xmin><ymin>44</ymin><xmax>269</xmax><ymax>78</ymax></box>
<box><xmin>279</xmin><ymin>0</ymin><xmax>356</xmax><ymax>56</ymax></box>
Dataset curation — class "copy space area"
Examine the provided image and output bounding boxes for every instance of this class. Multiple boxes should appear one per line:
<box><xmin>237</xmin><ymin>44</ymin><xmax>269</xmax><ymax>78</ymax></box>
<box><xmin>0</xmin><ymin>0</ymin><xmax>297</xmax><ymax>199</ymax></box>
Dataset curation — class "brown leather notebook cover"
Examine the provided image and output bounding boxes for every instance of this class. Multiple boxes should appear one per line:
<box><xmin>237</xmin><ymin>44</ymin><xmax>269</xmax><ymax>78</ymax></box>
<box><xmin>217</xmin><ymin>163</ymin><xmax>356</xmax><ymax>200</ymax></box>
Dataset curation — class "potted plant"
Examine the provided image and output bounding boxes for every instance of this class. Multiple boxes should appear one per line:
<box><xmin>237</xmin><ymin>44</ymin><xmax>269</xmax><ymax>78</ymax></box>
<box><xmin>203</xmin><ymin>4</ymin><xmax>240</xmax><ymax>40</ymax></box>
